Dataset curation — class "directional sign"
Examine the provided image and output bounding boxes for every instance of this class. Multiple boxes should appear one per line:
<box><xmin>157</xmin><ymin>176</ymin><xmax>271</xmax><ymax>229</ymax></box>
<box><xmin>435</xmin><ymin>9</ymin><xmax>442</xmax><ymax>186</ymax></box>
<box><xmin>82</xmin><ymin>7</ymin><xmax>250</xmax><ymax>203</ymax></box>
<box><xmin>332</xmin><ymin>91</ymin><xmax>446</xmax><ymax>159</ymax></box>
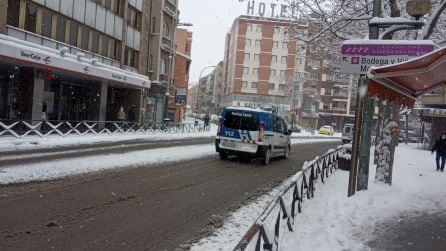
<box><xmin>340</xmin><ymin>40</ymin><xmax>436</xmax><ymax>74</ymax></box>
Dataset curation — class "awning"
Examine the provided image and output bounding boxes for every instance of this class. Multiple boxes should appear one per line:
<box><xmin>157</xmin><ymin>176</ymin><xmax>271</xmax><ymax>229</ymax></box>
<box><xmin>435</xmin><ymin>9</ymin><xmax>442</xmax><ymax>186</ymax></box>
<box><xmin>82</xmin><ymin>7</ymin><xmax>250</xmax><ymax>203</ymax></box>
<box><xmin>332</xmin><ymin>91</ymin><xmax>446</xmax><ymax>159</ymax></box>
<box><xmin>0</xmin><ymin>34</ymin><xmax>150</xmax><ymax>89</ymax></box>
<box><xmin>368</xmin><ymin>46</ymin><xmax>446</xmax><ymax>107</ymax></box>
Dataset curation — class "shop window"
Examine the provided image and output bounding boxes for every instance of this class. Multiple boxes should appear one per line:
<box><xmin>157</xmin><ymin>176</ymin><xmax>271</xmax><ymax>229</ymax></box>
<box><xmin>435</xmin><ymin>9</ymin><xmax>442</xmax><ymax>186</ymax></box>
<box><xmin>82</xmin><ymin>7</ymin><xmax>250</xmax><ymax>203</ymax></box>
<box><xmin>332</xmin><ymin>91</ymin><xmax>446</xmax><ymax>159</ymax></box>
<box><xmin>91</xmin><ymin>30</ymin><xmax>100</xmax><ymax>54</ymax></box>
<box><xmin>56</xmin><ymin>15</ymin><xmax>67</xmax><ymax>42</ymax></box>
<box><xmin>25</xmin><ymin>2</ymin><xmax>38</xmax><ymax>33</ymax></box>
<box><xmin>41</xmin><ymin>9</ymin><xmax>52</xmax><ymax>37</ymax></box>
<box><xmin>69</xmin><ymin>21</ymin><xmax>78</xmax><ymax>46</ymax></box>
<box><xmin>7</xmin><ymin>0</ymin><xmax>20</xmax><ymax>27</ymax></box>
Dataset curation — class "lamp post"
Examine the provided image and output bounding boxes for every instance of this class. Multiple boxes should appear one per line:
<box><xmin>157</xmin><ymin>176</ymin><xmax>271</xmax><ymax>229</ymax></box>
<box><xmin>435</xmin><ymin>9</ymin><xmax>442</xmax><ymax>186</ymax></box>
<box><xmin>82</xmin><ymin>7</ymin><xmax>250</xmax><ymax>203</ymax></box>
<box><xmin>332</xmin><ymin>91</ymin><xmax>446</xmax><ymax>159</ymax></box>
<box><xmin>194</xmin><ymin>65</ymin><xmax>218</xmax><ymax>126</ymax></box>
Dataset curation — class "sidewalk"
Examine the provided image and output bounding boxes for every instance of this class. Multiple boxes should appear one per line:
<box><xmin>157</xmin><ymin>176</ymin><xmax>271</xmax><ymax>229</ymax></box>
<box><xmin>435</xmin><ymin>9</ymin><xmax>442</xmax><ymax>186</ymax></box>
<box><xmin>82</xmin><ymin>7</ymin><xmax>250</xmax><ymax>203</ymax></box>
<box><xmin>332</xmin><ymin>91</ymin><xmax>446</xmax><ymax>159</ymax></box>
<box><xmin>367</xmin><ymin>212</ymin><xmax>446</xmax><ymax>250</ymax></box>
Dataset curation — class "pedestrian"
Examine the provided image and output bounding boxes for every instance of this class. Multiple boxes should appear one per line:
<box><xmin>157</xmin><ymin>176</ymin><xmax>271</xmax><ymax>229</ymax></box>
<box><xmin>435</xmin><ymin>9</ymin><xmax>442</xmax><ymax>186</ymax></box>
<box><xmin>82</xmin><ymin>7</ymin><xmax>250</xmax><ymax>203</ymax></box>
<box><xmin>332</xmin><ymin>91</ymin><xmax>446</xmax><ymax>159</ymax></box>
<box><xmin>117</xmin><ymin>106</ymin><xmax>125</xmax><ymax>121</ymax></box>
<box><xmin>431</xmin><ymin>133</ymin><xmax>446</xmax><ymax>172</ymax></box>
<box><xmin>204</xmin><ymin>114</ymin><xmax>210</xmax><ymax>129</ymax></box>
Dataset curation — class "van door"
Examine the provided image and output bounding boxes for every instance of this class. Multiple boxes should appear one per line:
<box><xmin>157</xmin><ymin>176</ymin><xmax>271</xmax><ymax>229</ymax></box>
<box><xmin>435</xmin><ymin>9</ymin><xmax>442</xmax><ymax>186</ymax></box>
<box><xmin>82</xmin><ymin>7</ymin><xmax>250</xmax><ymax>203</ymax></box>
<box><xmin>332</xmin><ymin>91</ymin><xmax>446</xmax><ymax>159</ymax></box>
<box><xmin>272</xmin><ymin>116</ymin><xmax>286</xmax><ymax>154</ymax></box>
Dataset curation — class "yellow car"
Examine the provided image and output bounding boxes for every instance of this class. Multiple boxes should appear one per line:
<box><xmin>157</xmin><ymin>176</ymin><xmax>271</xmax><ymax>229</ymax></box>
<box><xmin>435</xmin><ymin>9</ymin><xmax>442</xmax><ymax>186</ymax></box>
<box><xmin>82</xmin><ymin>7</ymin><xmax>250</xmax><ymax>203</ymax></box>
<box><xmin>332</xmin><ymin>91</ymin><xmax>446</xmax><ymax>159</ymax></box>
<box><xmin>318</xmin><ymin>125</ymin><xmax>334</xmax><ymax>135</ymax></box>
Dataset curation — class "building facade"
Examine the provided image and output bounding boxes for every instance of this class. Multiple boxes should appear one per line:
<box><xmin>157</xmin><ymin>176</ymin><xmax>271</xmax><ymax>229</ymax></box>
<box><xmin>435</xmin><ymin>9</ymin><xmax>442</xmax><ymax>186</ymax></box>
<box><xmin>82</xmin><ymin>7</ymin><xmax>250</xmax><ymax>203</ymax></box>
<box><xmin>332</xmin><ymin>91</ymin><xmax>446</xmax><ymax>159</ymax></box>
<box><xmin>0</xmin><ymin>0</ymin><xmax>152</xmax><ymax>124</ymax></box>
<box><xmin>171</xmin><ymin>27</ymin><xmax>192</xmax><ymax>122</ymax></box>
<box><xmin>144</xmin><ymin>0</ymin><xmax>179</xmax><ymax>124</ymax></box>
<box><xmin>221</xmin><ymin>15</ymin><xmax>356</xmax><ymax>130</ymax></box>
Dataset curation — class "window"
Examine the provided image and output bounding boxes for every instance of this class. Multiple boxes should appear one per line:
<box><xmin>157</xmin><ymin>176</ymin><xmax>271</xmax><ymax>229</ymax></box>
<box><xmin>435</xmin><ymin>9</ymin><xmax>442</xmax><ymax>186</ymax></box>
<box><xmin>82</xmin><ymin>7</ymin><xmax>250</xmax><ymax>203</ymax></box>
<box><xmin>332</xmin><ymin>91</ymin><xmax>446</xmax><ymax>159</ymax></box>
<box><xmin>223</xmin><ymin>111</ymin><xmax>259</xmax><ymax>131</ymax></box>
<box><xmin>151</xmin><ymin>17</ymin><xmax>156</xmax><ymax>34</ymax></box>
<box><xmin>323</xmin><ymin>59</ymin><xmax>330</xmax><ymax>68</ymax></box>
<box><xmin>7</xmin><ymin>0</ymin><xmax>20</xmax><ymax>27</ymax></box>
<box><xmin>149</xmin><ymin>55</ymin><xmax>154</xmax><ymax>71</ymax></box>
<box><xmin>273</xmin><ymin>117</ymin><xmax>285</xmax><ymax>134</ymax></box>
<box><xmin>112</xmin><ymin>0</ymin><xmax>120</xmax><ymax>14</ymax></box>
<box><xmin>254</xmin><ymin>54</ymin><xmax>260</xmax><ymax>61</ymax></box>
<box><xmin>81</xmin><ymin>26</ymin><xmax>90</xmax><ymax>50</ymax></box>
<box><xmin>326</xmin><ymin>74</ymin><xmax>334</xmax><ymax>81</ymax></box>
<box><xmin>282</xmin><ymin>42</ymin><xmax>288</xmax><ymax>49</ymax></box>
<box><xmin>279</xmin><ymin>84</ymin><xmax>285</xmax><ymax>91</ymax></box>
<box><xmin>244</xmin><ymin>53</ymin><xmax>250</xmax><ymax>61</ymax></box>
<box><xmin>24</xmin><ymin>2</ymin><xmax>38</xmax><ymax>33</ymax></box>
<box><xmin>41</xmin><ymin>9</ymin><xmax>52</xmax><ymax>37</ymax></box>
<box><xmin>269</xmin><ymin>83</ymin><xmax>275</xmax><ymax>90</ymax></box>
<box><xmin>56</xmin><ymin>16</ymin><xmax>67</xmax><ymax>42</ymax></box>
<box><xmin>294</xmin><ymin>72</ymin><xmax>303</xmax><ymax>80</ymax></box>
<box><xmin>280</xmin><ymin>70</ymin><xmax>286</xmax><ymax>77</ymax></box>
<box><xmin>91</xmin><ymin>30</ymin><xmax>100</xmax><ymax>54</ymax></box>
<box><xmin>242</xmin><ymin>81</ymin><xmax>248</xmax><ymax>88</ymax></box>
<box><xmin>245</xmin><ymin>39</ymin><xmax>251</xmax><ymax>47</ymax></box>
<box><xmin>270</xmin><ymin>69</ymin><xmax>276</xmax><ymax>76</ymax></box>
<box><xmin>163</xmin><ymin>22</ymin><xmax>170</xmax><ymax>37</ymax></box>
<box><xmin>273</xmin><ymin>41</ymin><xmax>279</xmax><ymax>49</ymax></box>
<box><xmin>251</xmin><ymin>82</ymin><xmax>258</xmax><ymax>89</ymax></box>
<box><xmin>160</xmin><ymin>59</ymin><xmax>167</xmax><ymax>74</ymax></box>
<box><xmin>252</xmin><ymin>68</ymin><xmax>259</xmax><ymax>76</ymax></box>
<box><xmin>256</xmin><ymin>25</ymin><xmax>262</xmax><ymax>32</ymax></box>
<box><xmin>274</xmin><ymin>27</ymin><xmax>281</xmax><ymax>34</ymax></box>
<box><xmin>101</xmin><ymin>35</ymin><xmax>109</xmax><ymax>56</ymax></box>
<box><xmin>255</xmin><ymin>40</ymin><xmax>261</xmax><ymax>47</ymax></box>
<box><xmin>281</xmin><ymin>56</ymin><xmax>287</xmax><ymax>64</ymax></box>
<box><xmin>271</xmin><ymin>55</ymin><xmax>277</xmax><ymax>63</ymax></box>
<box><xmin>69</xmin><ymin>21</ymin><xmax>78</xmax><ymax>46</ymax></box>
<box><xmin>296</xmin><ymin>58</ymin><xmax>302</xmax><ymax>66</ymax></box>
<box><xmin>246</xmin><ymin>24</ymin><xmax>252</xmax><ymax>32</ymax></box>
<box><xmin>243</xmin><ymin>67</ymin><xmax>249</xmax><ymax>75</ymax></box>
<box><xmin>307</xmin><ymin>58</ymin><xmax>320</xmax><ymax>68</ymax></box>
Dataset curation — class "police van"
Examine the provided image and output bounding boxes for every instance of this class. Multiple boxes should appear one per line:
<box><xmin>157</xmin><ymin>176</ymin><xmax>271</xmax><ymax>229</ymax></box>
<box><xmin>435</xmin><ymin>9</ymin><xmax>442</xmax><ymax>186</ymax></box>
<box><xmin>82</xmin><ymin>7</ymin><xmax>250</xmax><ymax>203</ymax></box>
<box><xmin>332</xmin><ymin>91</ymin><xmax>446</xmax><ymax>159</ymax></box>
<box><xmin>215</xmin><ymin>107</ymin><xmax>291</xmax><ymax>165</ymax></box>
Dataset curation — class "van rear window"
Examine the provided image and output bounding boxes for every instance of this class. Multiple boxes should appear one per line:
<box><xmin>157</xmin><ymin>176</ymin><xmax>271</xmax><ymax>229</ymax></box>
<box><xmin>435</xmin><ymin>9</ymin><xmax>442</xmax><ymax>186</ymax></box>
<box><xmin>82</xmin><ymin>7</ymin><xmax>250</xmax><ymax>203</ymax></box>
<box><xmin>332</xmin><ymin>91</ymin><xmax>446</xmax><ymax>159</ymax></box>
<box><xmin>223</xmin><ymin>111</ymin><xmax>259</xmax><ymax>131</ymax></box>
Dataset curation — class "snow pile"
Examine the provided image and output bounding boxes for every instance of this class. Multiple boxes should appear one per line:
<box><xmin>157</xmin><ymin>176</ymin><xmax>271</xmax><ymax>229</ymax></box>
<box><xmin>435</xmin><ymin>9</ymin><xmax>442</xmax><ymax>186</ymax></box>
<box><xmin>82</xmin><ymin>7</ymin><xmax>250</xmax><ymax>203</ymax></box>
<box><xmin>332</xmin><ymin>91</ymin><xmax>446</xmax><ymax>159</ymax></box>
<box><xmin>192</xmin><ymin>144</ymin><xmax>446</xmax><ymax>250</ymax></box>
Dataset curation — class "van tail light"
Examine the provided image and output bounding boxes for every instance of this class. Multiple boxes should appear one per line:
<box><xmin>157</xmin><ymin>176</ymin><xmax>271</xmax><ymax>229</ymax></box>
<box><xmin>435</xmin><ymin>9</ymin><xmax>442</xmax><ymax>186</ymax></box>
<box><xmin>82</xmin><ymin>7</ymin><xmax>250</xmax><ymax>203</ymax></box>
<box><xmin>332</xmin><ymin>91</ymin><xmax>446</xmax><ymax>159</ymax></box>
<box><xmin>217</xmin><ymin>118</ymin><xmax>222</xmax><ymax>136</ymax></box>
<box><xmin>258</xmin><ymin>124</ymin><xmax>265</xmax><ymax>142</ymax></box>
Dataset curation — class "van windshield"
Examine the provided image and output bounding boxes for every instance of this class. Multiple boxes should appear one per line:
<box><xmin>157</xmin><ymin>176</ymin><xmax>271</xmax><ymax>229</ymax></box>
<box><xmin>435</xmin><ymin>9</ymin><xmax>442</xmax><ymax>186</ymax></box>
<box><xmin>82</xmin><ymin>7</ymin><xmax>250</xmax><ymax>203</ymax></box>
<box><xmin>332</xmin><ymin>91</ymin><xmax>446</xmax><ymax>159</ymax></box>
<box><xmin>223</xmin><ymin>111</ymin><xmax>259</xmax><ymax>131</ymax></box>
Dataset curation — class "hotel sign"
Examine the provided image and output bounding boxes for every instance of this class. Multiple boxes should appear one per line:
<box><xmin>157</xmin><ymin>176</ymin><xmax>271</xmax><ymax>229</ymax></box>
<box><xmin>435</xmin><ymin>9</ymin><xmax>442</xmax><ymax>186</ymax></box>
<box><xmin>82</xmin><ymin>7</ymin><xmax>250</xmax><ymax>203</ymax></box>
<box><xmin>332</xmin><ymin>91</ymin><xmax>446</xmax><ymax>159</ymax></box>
<box><xmin>239</xmin><ymin>0</ymin><xmax>300</xmax><ymax>19</ymax></box>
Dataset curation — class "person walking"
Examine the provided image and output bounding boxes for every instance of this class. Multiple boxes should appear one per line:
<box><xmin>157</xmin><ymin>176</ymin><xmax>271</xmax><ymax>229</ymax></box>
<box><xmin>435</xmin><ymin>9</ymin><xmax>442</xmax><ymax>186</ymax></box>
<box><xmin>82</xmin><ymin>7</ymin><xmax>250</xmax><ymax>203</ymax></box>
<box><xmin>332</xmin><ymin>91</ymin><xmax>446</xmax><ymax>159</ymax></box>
<box><xmin>431</xmin><ymin>133</ymin><xmax>446</xmax><ymax>171</ymax></box>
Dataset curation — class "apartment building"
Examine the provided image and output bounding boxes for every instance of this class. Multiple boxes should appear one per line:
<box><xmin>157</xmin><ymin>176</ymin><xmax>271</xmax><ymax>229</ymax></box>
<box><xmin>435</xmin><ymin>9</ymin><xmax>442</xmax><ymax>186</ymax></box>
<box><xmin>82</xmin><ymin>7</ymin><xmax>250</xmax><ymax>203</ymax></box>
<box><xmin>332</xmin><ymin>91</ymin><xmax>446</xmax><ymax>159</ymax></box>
<box><xmin>222</xmin><ymin>15</ymin><xmax>356</xmax><ymax>130</ymax></box>
<box><xmin>171</xmin><ymin>27</ymin><xmax>192</xmax><ymax>122</ymax></box>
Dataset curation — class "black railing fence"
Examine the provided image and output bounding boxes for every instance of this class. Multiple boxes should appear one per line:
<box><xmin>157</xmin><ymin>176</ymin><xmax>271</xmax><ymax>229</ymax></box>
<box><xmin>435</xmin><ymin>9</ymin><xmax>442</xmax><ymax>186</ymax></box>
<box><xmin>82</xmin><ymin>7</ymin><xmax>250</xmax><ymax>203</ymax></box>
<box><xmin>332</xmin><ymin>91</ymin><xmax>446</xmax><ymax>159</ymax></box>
<box><xmin>234</xmin><ymin>146</ymin><xmax>344</xmax><ymax>251</ymax></box>
<box><xmin>0</xmin><ymin>119</ymin><xmax>210</xmax><ymax>139</ymax></box>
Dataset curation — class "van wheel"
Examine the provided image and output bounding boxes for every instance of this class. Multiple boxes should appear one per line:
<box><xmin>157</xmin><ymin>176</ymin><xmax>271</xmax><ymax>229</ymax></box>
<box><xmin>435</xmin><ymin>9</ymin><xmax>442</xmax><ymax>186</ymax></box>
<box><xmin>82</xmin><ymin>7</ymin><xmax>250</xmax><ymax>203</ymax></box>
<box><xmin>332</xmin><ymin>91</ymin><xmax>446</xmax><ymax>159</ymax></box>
<box><xmin>219</xmin><ymin>152</ymin><xmax>228</xmax><ymax>160</ymax></box>
<box><xmin>284</xmin><ymin>145</ymin><xmax>290</xmax><ymax>159</ymax></box>
<box><xmin>263</xmin><ymin>147</ymin><xmax>271</xmax><ymax>165</ymax></box>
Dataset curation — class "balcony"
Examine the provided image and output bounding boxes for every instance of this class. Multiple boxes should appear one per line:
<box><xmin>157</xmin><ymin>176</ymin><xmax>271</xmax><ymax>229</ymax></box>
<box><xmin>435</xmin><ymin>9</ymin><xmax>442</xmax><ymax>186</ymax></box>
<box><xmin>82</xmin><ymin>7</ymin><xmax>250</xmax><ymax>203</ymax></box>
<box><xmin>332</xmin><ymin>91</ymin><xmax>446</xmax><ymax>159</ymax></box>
<box><xmin>162</xmin><ymin>36</ymin><xmax>174</xmax><ymax>52</ymax></box>
<box><xmin>164</xmin><ymin>0</ymin><xmax>177</xmax><ymax>17</ymax></box>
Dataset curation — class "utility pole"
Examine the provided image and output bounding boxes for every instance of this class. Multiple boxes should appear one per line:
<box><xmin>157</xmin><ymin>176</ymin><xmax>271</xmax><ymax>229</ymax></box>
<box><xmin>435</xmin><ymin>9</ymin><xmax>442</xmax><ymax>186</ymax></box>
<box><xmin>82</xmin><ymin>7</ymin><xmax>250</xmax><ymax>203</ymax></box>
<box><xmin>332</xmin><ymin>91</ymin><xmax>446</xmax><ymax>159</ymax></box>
<box><xmin>348</xmin><ymin>0</ymin><xmax>382</xmax><ymax>196</ymax></box>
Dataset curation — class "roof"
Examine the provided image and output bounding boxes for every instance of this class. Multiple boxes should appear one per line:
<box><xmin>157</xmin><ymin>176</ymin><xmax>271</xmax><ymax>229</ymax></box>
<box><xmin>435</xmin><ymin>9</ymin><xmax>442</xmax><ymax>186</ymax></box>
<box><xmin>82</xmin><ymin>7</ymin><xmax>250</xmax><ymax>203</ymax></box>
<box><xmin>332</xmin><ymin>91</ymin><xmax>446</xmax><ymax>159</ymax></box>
<box><xmin>368</xmin><ymin>46</ymin><xmax>446</xmax><ymax>107</ymax></box>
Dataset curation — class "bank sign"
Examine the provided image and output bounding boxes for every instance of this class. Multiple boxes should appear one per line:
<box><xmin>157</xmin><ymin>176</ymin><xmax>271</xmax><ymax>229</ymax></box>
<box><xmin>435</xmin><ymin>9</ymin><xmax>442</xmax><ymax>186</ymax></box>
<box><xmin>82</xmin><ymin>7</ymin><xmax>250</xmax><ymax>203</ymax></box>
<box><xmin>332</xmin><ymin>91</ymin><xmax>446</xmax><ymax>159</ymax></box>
<box><xmin>340</xmin><ymin>40</ymin><xmax>436</xmax><ymax>74</ymax></box>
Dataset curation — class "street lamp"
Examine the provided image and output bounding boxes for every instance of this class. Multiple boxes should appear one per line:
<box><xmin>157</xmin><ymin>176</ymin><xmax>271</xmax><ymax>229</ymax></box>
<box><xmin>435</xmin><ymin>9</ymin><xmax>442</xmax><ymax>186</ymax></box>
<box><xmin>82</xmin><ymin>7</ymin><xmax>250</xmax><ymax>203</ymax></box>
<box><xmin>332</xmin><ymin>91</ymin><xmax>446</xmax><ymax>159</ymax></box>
<box><xmin>194</xmin><ymin>65</ymin><xmax>218</xmax><ymax>126</ymax></box>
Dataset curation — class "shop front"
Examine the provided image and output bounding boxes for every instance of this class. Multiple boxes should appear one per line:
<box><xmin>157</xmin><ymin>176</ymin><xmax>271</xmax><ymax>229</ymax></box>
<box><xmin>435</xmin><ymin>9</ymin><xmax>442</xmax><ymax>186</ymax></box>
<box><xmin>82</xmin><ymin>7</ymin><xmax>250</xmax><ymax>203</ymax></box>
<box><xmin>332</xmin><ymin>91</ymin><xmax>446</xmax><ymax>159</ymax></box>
<box><xmin>0</xmin><ymin>34</ymin><xmax>150</xmax><ymax>124</ymax></box>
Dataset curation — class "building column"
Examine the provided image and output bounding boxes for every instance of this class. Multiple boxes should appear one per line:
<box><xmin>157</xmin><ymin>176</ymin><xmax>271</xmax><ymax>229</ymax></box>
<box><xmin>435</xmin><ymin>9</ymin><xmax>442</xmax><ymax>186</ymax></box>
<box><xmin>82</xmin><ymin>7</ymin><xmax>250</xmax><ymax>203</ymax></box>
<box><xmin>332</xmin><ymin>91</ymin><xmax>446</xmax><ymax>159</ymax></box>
<box><xmin>0</xmin><ymin>0</ymin><xmax>7</xmax><ymax>34</ymax></box>
<box><xmin>31</xmin><ymin>78</ymin><xmax>45</xmax><ymax>123</ymax></box>
<box><xmin>99</xmin><ymin>81</ymin><xmax>108</xmax><ymax>122</ymax></box>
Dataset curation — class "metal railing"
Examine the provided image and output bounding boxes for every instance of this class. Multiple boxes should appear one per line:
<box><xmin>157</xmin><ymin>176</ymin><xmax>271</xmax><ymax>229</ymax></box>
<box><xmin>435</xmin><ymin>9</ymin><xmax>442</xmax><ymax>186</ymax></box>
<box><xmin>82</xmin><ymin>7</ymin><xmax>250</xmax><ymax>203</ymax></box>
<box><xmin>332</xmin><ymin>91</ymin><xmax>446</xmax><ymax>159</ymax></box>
<box><xmin>0</xmin><ymin>120</ymin><xmax>209</xmax><ymax>139</ymax></box>
<box><xmin>234</xmin><ymin>146</ymin><xmax>344</xmax><ymax>251</ymax></box>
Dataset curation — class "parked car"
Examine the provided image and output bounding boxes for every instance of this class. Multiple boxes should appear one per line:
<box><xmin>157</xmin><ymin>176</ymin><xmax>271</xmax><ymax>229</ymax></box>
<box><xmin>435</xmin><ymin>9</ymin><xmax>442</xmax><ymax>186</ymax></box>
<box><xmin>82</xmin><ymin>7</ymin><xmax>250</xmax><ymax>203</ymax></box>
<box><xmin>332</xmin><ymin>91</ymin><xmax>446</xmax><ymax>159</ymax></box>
<box><xmin>215</xmin><ymin>107</ymin><xmax>291</xmax><ymax>165</ymax></box>
<box><xmin>342</xmin><ymin>123</ymin><xmax>354</xmax><ymax>144</ymax></box>
<box><xmin>318</xmin><ymin>125</ymin><xmax>334</xmax><ymax>135</ymax></box>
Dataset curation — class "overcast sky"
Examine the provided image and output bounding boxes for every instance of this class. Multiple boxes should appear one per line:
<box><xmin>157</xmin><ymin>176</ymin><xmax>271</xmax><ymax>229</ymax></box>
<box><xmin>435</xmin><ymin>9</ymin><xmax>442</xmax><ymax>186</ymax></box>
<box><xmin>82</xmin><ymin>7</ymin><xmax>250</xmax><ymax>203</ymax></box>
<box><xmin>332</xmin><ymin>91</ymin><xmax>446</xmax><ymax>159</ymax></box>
<box><xmin>178</xmin><ymin>0</ymin><xmax>246</xmax><ymax>85</ymax></box>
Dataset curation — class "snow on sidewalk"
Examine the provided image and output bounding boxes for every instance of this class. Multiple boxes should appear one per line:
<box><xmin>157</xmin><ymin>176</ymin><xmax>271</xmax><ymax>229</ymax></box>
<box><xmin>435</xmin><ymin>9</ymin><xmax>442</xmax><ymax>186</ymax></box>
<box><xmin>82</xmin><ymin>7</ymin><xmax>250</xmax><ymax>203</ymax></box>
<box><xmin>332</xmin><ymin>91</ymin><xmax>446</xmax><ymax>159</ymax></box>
<box><xmin>192</xmin><ymin>144</ymin><xmax>446</xmax><ymax>250</ymax></box>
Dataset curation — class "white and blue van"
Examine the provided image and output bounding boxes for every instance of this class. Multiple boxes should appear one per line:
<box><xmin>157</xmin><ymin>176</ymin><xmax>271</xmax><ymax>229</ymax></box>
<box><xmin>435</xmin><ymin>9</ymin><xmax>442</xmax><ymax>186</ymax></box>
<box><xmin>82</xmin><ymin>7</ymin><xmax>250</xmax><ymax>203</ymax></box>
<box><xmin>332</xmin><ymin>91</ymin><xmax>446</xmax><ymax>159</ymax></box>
<box><xmin>215</xmin><ymin>107</ymin><xmax>291</xmax><ymax>165</ymax></box>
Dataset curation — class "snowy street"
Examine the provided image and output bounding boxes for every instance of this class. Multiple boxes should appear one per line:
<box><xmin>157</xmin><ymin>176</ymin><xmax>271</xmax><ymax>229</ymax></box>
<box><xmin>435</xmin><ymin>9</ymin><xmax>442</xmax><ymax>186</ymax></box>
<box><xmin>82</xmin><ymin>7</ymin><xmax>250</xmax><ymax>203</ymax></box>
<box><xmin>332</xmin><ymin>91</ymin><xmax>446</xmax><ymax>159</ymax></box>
<box><xmin>0</xmin><ymin>135</ymin><xmax>340</xmax><ymax>250</ymax></box>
